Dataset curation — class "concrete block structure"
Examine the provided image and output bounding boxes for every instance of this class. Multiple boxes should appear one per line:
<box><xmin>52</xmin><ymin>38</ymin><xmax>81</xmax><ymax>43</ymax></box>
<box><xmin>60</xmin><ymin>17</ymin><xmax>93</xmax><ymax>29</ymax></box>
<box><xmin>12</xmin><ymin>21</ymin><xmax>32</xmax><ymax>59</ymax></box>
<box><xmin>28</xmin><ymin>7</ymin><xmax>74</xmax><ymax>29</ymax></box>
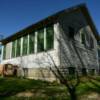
<box><xmin>0</xmin><ymin>4</ymin><xmax>100</xmax><ymax>81</ymax></box>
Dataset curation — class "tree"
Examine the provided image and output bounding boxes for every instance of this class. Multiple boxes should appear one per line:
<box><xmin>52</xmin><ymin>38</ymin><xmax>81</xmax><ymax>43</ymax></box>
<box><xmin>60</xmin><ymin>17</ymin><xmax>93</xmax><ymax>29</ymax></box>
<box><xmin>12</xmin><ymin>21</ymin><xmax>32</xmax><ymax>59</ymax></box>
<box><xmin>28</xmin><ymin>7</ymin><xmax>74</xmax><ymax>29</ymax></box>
<box><xmin>43</xmin><ymin>25</ymin><xmax>89</xmax><ymax>100</ymax></box>
<box><xmin>45</xmin><ymin>51</ymin><xmax>80</xmax><ymax>100</ymax></box>
<box><xmin>43</xmin><ymin>43</ymin><xmax>80</xmax><ymax>99</ymax></box>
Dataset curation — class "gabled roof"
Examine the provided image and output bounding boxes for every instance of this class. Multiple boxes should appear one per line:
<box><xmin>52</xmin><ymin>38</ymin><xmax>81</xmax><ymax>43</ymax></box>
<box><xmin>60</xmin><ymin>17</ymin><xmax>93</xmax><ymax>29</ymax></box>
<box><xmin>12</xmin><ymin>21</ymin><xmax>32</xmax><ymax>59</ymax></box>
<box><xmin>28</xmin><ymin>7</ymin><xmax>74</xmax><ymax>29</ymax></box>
<box><xmin>1</xmin><ymin>3</ymin><xmax>100</xmax><ymax>44</ymax></box>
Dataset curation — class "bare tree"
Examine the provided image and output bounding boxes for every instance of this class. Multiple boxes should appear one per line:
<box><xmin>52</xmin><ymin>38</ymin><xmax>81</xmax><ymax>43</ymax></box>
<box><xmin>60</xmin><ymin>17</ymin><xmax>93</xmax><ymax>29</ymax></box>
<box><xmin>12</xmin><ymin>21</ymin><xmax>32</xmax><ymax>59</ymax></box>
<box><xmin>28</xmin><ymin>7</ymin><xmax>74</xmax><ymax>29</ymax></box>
<box><xmin>45</xmin><ymin>50</ymin><xmax>80</xmax><ymax>100</ymax></box>
<box><xmin>42</xmin><ymin>26</ymin><xmax>89</xmax><ymax>100</ymax></box>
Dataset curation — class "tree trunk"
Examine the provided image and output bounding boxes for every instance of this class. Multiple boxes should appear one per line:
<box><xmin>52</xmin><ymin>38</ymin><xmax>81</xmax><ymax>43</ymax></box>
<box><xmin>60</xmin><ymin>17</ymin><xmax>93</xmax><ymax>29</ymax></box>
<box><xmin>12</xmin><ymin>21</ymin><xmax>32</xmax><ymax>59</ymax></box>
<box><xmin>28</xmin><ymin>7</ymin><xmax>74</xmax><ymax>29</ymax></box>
<box><xmin>69</xmin><ymin>88</ymin><xmax>77</xmax><ymax>100</ymax></box>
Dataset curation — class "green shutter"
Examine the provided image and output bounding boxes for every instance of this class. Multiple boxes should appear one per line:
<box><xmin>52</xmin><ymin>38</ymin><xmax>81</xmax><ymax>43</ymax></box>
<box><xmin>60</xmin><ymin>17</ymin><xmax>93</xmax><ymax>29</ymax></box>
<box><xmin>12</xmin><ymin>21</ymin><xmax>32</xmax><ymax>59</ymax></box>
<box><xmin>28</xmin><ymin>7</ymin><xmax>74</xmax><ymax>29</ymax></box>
<box><xmin>12</xmin><ymin>41</ymin><xmax>16</xmax><ymax>58</ymax></box>
<box><xmin>22</xmin><ymin>35</ymin><xmax>28</xmax><ymax>55</ymax></box>
<box><xmin>37</xmin><ymin>29</ymin><xmax>44</xmax><ymax>52</ymax></box>
<box><xmin>3</xmin><ymin>45</ymin><xmax>6</xmax><ymax>59</ymax></box>
<box><xmin>46</xmin><ymin>25</ymin><xmax>54</xmax><ymax>50</ymax></box>
<box><xmin>16</xmin><ymin>38</ymin><xmax>21</xmax><ymax>57</ymax></box>
<box><xmin>29</xmin><ymin>33</ymin><xmax>35</xmax><ymax>54</ymax></box>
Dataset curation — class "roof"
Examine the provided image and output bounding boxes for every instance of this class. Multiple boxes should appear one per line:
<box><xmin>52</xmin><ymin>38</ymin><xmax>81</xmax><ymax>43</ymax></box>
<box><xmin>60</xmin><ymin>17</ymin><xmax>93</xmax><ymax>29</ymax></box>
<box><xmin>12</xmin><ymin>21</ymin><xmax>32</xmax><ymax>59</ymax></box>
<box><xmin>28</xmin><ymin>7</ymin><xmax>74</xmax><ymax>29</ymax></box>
<box><xmin>1</xmin><ymin>3</ymin><xmax>100</xmax><ymax>44</ymax></box>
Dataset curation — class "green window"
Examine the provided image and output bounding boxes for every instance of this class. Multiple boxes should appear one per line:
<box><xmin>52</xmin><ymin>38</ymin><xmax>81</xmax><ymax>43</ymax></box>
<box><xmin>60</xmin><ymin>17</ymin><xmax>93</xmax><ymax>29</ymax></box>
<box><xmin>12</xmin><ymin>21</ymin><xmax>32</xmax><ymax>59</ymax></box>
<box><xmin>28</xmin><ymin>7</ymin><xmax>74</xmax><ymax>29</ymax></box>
<box><xmin>16</xmin><ymin>38</ymin><xmax>21</xmax><ymax>57</ymax></box>
<box><xmin>37</xmin><ymin>29</ymin><xmax>44</xmax><ymax>52</ymax></box>
<box><xmin>29</xmin><ymin>33</ymin><xmax>35</xmax><ymax>54</ymax></box>
<box><xmin>3</xmin><ymin>45</ymin><xmax>6</xmax><ymax>59</ymax></box>
<box><xmin>12</xmin><ymin>41</ymin><xmax>16</xmax><ymax>58</ymax></box>
<box><xmin>22</xmin><ymin>35</ymin><xmax>28</xmax><ymax>55</ymax></box>
<box><xmin>46</xmin><ymin>25</ymin><xmax>54</xmax><ymax>50</ymax></box>
<box><xmin>81</xmin><ymin>33</ymin><xmax>85</xmax><ymax>45</ymax></box>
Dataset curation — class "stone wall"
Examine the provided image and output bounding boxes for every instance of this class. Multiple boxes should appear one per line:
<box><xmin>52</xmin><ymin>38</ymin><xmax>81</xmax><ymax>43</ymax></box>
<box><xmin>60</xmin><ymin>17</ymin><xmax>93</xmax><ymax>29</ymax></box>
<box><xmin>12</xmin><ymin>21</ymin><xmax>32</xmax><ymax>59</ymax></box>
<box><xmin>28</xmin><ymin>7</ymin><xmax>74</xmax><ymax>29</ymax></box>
<box><xmin>26</xmin><ymin>68</ymin><xmax>57</xmax><ymax>81</ymax></box>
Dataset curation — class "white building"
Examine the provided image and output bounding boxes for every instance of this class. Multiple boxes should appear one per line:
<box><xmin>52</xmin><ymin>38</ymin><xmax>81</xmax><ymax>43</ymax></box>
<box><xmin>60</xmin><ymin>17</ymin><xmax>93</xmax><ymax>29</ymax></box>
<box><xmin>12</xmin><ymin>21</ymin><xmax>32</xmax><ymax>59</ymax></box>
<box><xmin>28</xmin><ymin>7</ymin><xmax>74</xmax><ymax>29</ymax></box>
<box><xmin>0</xmin><ymin>4</ymin><xmax>100</xmax><ymax>81</ymax></box>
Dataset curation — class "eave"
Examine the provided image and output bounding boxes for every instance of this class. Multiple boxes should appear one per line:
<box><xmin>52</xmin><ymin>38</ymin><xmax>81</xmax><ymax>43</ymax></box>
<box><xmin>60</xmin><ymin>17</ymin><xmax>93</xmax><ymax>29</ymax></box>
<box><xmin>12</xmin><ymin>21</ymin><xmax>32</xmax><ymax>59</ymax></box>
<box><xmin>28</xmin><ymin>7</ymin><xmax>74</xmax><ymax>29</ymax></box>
<box><xmin>1</xmin><ymin>3</ymin><xmax>100</xmax><ymax>44</ymax></box>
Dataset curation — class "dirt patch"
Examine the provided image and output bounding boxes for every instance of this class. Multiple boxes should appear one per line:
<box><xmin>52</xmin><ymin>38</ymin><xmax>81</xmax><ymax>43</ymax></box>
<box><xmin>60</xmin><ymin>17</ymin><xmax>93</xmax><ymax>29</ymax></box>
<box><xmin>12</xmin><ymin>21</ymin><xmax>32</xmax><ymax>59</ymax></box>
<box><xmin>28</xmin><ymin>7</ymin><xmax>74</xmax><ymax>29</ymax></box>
<box><xmin>16</xmin><ymin>90</ymin><xmax>46</xmax><ymax>98</ymax></box>
<box><xmin>16</xmin><ymin>91</ymin><xmax>34</xmax><ymax>97</ymax></box>
<box><xmin>80</xmin><ymin>92</ymin><xmax>100</xmax><ymax>100</ymax></box>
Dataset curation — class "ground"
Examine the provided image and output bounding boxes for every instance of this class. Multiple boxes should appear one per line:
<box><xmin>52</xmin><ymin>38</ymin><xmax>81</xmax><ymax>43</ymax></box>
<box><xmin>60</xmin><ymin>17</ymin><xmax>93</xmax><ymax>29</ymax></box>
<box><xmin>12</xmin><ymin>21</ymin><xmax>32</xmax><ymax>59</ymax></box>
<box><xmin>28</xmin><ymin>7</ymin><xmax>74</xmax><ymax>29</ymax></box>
<box><xmin>0</xmin><ymin>76</ymin><xmax>100</xmax><ymax>100</ymax></box>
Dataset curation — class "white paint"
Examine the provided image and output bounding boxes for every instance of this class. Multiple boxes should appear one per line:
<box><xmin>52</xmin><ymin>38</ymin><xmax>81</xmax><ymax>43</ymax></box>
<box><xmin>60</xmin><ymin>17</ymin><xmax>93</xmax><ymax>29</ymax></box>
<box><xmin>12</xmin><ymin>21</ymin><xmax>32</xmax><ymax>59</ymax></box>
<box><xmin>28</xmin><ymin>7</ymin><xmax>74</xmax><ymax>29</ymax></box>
<box><xmin>1</xmin><ymin>50</ymin><xmax>59</xmax><ymax>68</ymax></box>
<box><xmin>1</xmin><ymin>23</ymin><xmax>60</xmax><ymax>69</ymax></box>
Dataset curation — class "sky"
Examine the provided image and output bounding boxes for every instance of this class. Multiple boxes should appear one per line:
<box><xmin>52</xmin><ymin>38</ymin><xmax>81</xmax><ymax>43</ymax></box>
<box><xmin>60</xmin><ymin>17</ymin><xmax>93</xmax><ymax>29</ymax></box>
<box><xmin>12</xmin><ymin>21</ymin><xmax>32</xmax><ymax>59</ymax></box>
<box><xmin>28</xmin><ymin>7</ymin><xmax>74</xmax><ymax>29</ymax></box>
<box><xmin>0</xmin><ymin>0</ymin><xmax>100</xmax><ymax>38</ymax></box>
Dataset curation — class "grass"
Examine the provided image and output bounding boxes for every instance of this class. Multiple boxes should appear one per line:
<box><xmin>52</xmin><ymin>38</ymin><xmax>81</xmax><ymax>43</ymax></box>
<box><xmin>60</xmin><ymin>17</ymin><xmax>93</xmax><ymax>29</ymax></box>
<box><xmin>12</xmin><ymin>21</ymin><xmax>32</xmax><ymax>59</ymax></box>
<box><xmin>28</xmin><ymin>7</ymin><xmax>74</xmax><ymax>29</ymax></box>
<box><xmin>0</xmin><ymin>76</ymin><xmax>100</xmax><ymax>100</ymax></box>
<box><xmin>0</xmin><ymin>77</ymin><xmax>67</xmax><ymax>100</ymax></box>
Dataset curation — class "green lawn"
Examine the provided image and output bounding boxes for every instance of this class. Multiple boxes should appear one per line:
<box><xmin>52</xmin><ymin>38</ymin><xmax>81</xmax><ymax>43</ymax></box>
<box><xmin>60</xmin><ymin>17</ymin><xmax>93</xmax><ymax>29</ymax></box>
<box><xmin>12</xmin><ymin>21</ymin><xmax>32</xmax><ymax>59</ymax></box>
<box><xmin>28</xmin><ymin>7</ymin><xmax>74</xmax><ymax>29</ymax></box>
<box><xmin>0</xmin><ymin>76</ymin><xmax>100</xmax><ymax>100</ymax></box>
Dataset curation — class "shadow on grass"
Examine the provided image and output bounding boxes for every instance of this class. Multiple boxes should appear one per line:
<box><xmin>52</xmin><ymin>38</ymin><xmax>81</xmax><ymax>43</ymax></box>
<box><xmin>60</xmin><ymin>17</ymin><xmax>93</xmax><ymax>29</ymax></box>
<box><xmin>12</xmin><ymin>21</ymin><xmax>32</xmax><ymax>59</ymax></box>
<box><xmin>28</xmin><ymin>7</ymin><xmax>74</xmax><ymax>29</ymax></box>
<box><xmin>77</xmin><ymin>76</ymin><xmax>100</xmax><ymax>96</ymax></box>
<box><xmin>0</xmin><ymin>77</ymin><xmax>50</xmax><ymax>97</ymax></box>
<box><xmin>1</xmin><ymin>76</ymin><xmax>100</xmax><ymax>100</ymax></box>
<box><xmin>88</xmin><ymin>76</ymin><xmax>100</xmax><ymax>93</ymax></box>
<box><xmin>0</xmin><ymin>77</ymin><xmax>68</xmax><ymax>100</ymax></box>
<box><xmin>76</xmin><ymin>76</ymin><xmax>100</xmax><ymax>97</ymax></box>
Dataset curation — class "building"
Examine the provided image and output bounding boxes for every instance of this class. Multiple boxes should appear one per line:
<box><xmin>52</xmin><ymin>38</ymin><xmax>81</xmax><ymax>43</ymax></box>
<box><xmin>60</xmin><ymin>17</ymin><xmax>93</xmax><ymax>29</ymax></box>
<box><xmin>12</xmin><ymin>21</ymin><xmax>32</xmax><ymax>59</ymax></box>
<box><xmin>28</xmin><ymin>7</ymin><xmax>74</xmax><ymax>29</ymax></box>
<box><xmin>0</xmin><ymin>35</ymin><xmax>3</xmax><ymax>63</ymax></box>
<box><xmin>97</xmin><ymin>41</ymin><xmax>100</xmax><ymax>74</ymax></box>
<box><xmin>0</xmin><ymin>4</ymin><xmax>100</xmax><ymax>81</ymax></box>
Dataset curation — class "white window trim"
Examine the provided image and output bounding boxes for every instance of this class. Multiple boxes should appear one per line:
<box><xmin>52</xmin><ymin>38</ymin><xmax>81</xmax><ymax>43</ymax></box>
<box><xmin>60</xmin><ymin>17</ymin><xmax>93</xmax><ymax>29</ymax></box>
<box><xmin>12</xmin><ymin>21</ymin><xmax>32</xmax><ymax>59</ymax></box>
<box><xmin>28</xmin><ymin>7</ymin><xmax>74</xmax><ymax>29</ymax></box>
<box><xmin>15</xmin><ymin>40</ymin><xmax>17</xmax><ymax>57</ymax></box>
<box><xmin>35</xmin><ymin>31</ymin><xmax>38</xmax><ymax>53</ymax></box>
<box><xmin>21</xmin><ymin>37</ymin><xmax>23</xmax><ymax>56</ymax></box>
<box><xmin>27</xmin><ymin>34</ymin><xmax>29</xmax><ymax>54</ymax></box>
<box><xmin>44</xmin><ymin>27</ymin><xmax>46</xmax><ymax>50</ymax></box>
<box><xmin>1</xmin><ymin>45</ymin><xmax>4</xmax><ymax>60</ymax></box>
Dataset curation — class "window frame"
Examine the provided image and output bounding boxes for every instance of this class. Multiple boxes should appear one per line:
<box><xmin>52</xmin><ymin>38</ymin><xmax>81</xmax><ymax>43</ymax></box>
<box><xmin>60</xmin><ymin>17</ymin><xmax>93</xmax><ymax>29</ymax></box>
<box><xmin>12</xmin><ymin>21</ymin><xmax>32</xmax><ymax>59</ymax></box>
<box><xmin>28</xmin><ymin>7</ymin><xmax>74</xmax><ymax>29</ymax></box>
<box><xmin>37</xmin><ymin>28</ymin><xmax>44</xmax><ymax>52</ymax></box>
<box><xmin>46</xmin><ymin>24</ymin><xmax>54</xmax><ymax>50</ymax></box>
<box><xmin>16</xmin><ymin>38</ymin><xmax>21</xmax><ymax>57</ymax></box>
<box><xmin>29</xmin><ymin>32</ymin><xmax>35</xmax><ymax>54</ymax></box>
<box><xmin>80</xmin><ymin>29</ymin><xmax>94</xmax><ymax>49</ymax></box>
<box><xmin>12</xmin><ymin>40</ymin><xmax>16</xmax><ymax>58</ymax></box>
<box><xmin>22</xmin><ymin>35</ymin><xmax>28</xmax><ymax>56</ymax></box>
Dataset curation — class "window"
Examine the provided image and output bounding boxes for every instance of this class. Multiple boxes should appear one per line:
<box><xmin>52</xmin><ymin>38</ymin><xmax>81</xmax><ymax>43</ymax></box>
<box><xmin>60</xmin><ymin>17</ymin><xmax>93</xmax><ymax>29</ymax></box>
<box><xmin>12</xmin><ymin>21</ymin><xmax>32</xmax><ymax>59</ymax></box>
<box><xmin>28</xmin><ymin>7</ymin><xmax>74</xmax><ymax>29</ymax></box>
<box><xmin>68</xmin><ymin>27</ymin><xmax>75</xmax><ymax>39</ymax></box>
<box><xmin>82</xmin><ymin>68</ymin><xmax>87</xmax><ymax>76</ymax></box>
<box><xmin>85</xmin><ymin>33</ymin><xmax>94</xmax><ymax>49</ymax></box>
<box><xmin>98</xmin><ymin>49</ymin><xmax>100</xmax><ymax>58</ymax></box>
<box><xmin>46</xmin><ymin>25</ymin><xmax>54</xmax><ymax>50</ymax></box>
<box><xmin>29</xmin><ymin>33</ymin><xmax>35</xmax><ymax>54</ymax></box>
<box><xmin>80</xmin><ymin>28</ymin><xmax>94</xmax><ymax>49</ymax></box>
<box><xmin>81</xmin><ymin>33</ymin><xmax>85</xmax><ymax>45</ymax></box>
<box><xmin>89</xmin><ymin>69</ymin><xmax>95</xmax><ymax>75</ymax></box>
<box><xmin>3</xmin><ymin>45</ymin><xmax>6</xmax><ymax>59</ymax></box>
<box><xmin>37</xmin><ymin>29</ymin><xmax>44</xmax><ymax>52</ymax></box>
<box><xmin>12</xmin><ymin>41</ymin><xmax>16</xmax><ymax>58</ymax></box>
<box><xmin>22</xmin><ymin>35</ymin><xmax>28</xmax><ymax>55</ymax></box>
<box><xmin>0</xmin><ymin>48</ymin><xmax>1</xmax><ymax>55</ymax></box>
<box><xmin>89</xmin><ymin>36</ymin><xmax>94</xmax><ymax>49</ymax></box>
<box><xmin>68</xmin><ymin>67</ymin><xmax>75</xmax><ymax>75</ymax></box>
<box><xmin>16</xmin><ymin>38</ymin><xmax>21</xmax><ymax>57</ymax></box>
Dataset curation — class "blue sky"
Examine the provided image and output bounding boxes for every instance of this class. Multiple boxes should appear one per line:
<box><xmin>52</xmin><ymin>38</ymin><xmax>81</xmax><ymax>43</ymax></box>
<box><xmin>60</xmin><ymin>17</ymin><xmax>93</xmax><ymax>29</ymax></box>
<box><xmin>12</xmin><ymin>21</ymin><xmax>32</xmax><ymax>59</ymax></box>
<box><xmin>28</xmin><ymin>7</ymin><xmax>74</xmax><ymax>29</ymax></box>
<box><xmin>0</xmin><ymin>0</ymin><xmax>100</xmax><ymax>38</ymax></box>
